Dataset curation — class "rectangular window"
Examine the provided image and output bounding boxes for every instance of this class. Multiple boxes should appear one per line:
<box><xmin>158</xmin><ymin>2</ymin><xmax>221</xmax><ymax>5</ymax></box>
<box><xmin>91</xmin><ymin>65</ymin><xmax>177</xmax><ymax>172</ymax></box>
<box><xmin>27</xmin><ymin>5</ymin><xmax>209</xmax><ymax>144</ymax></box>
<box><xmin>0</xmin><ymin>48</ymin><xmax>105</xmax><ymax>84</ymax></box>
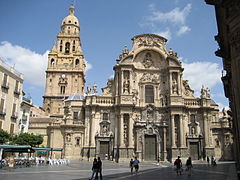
<box><xmin>15</xmin><ymin>80</ymin><xmax>19</xmax><ymax>92</ymax></box>
<box><xmin>73</xmin><ymin>112</ymin><xmax>78</xmax><ymax>120</ymax></box>
<box><xmin>145</xmin><ymin>85</ymin><xmax>154</xmax><ymax>103</ymax></box>
<box><xmin>103</xmin><ymin>113</ymin><xmax>109</xmax><ymax>121</ymax></box>
<box><xmin>10</xmin><ymin>124</ymin><xmax>14</xmax><ymax>134</ymax></box>
<box><xmin>12</xmin><ymin>103</ymin><xmax>16</xmax><ymax>116</ymax></box>
<box><xmin>3</xmin><ymin>74</ymin><xmax>7</xmax><ymax>85</ymax></box>
<box><xmin>0</xmin><ymin>98</ymin><xmax>4</xmax><ymax>113</ymax></box>
<box><xmin>0</xmin><ymin>121</ymin><xmax>2</xmax><ymax>129</ymax></box>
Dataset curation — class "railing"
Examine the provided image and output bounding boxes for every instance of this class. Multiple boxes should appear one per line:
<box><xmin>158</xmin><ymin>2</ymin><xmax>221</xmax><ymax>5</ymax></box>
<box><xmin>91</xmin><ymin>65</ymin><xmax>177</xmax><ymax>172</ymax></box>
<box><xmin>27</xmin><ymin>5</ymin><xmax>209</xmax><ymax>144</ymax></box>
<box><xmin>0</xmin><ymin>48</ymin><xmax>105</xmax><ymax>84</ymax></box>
<box><xmin>94</xmin><ymin>96</ymin><xmax>115</xmax><ymax>105</ymax></box>
<box><xmin>14</xmin><ymin>89</ymin><xmax>21</xmax><ymax>95</ymax></box>
<box><xmin>0</xmin><ymin>109</ymin><xmax>6</xmax><ymax>116</ymax></box>
<box><xmin>184</xmin><ymin>99</ymin><xmax>201</xmax><ymax>106</ymax></box>
<box><xmin>23</xmin><ymin>96</ymin><xmax>31</xmax><ymax>103</ymax></box>
<box><xmin>1</xmin><ymin>82</ymin><xmax>9</xmax><ymax>89</ymax></box>
<box><xmin>22</xmin><ymin>115</ymin><xmax>28</xmax><ymax>122</ymax></box>
<box><xmin>11</xmin><ymin>112</ymin><xmax>18</xmax><ymax>120</ymax></box>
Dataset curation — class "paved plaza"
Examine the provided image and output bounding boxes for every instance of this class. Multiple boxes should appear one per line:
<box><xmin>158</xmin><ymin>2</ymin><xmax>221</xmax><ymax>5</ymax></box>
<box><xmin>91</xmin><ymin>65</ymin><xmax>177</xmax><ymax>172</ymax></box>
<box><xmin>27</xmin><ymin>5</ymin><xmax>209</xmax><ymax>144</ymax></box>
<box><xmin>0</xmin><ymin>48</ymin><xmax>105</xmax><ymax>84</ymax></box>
<box><xmin>0</xmin><ymin>160</ymin><xmax>238</xmax><ymax>180</ymax></box>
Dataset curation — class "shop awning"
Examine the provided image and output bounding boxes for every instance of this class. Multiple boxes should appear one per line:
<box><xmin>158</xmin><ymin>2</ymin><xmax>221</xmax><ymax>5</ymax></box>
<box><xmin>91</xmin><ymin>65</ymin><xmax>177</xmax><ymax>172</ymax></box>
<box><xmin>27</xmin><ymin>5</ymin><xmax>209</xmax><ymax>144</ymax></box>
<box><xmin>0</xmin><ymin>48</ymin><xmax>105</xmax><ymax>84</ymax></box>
<box><xmin>0</xmin><ymin>145</ymin><xmax>35</xmax><ymax>153</ymax></box>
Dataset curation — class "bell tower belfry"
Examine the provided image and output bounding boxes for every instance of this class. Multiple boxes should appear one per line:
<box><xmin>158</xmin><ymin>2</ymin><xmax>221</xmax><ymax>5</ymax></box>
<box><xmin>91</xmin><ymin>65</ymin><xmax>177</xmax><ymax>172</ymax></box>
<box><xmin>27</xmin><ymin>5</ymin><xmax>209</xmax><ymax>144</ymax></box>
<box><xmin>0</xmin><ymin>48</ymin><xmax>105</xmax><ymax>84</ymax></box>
<box><xmin>43</xmin><ymin>5</ymin><xmax>85</xmax><ymax>116</ymax></box>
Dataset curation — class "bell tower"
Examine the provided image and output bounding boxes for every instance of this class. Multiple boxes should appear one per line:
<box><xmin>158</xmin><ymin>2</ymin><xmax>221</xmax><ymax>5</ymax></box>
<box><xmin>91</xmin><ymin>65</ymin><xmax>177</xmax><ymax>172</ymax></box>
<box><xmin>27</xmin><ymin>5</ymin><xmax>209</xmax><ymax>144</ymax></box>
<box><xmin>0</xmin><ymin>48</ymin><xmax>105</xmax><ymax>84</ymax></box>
<box><xmin>43</xmin><ymin>5</ymin><xmax>85</xmax><ymax>116</ymax></box>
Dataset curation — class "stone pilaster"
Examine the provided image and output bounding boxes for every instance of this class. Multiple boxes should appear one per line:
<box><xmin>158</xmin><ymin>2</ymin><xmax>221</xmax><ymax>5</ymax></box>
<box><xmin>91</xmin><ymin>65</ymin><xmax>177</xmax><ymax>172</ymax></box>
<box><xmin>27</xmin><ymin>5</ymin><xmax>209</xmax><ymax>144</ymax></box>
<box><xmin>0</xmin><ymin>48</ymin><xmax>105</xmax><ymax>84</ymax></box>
<box><xmin>171</xmin><ymin>115</ymin><xmax>176</xmax><ymax>147</ymax></box>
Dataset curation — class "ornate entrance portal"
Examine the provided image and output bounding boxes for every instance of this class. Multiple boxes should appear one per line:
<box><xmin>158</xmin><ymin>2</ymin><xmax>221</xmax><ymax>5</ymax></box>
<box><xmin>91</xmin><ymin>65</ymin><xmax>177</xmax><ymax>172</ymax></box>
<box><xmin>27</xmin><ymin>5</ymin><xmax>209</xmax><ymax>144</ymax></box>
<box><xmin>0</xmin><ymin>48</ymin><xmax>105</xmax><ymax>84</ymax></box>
<box><xmin>144</xmin><ymin>135</ymin><xmax>157</xmax><ymax>161</ymax></box>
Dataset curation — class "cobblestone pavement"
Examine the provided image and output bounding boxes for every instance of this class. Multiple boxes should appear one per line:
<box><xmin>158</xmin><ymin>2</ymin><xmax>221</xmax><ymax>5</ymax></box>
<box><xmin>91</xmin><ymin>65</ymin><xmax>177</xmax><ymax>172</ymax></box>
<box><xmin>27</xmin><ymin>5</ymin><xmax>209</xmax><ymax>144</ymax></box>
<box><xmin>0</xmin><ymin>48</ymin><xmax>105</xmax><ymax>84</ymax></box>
<box><xmin>0</xmin><ymin>160</ymin><xmax>237</xmax><ymax>180</ymax></box>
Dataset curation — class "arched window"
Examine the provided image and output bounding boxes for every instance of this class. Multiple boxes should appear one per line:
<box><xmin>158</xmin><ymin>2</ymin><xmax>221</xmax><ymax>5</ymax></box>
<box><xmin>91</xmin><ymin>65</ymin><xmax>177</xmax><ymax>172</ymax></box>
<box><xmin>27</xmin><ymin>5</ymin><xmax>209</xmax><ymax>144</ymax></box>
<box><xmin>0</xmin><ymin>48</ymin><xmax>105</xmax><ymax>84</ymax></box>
<box><xmin>75</xmin><ymin>59</ymin><xmax>80</xmax><ymax>66</ymax></box>
<box><xmin>73</xmin><ymin>40</ymin><xmax>76</xmax><ymax>51</ymax></box>
<box><xmin>65</xmin><ymin>42</ymin><xmax>70</xmax><ymax>54</ymax></box>
<box><xmin>51</xmin><ymin>59</ymin><xmax>55</xmax><ymax>65</ymax></box>
<box><xmin>145</xmin><ymin>85</ymin><xmax>154</xmax><ymax>103</ymax></box>
<box><xmin>60</xmin><ymin>86</ymin><xmax>66</xmax><ymax>94</ymax></box>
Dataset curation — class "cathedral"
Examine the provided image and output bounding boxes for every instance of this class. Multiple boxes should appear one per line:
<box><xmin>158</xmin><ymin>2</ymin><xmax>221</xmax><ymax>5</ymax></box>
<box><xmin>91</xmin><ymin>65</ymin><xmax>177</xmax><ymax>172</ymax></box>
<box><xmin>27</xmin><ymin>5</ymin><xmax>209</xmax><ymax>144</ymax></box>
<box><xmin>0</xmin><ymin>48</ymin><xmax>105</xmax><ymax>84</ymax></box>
<box><xmin>29</xmin><ymin>6</ymin><xmax>233</xmax><ymax>162</ymax></box>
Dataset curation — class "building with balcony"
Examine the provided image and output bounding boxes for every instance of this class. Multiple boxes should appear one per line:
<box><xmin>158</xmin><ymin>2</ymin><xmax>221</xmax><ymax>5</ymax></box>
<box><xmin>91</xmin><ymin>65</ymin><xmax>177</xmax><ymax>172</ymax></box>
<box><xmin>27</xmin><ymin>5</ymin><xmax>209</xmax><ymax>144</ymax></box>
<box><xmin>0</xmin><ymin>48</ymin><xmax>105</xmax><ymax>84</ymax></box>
<box><xmin>205</xmin><ymin>0</ymin><xmax>240</xmax><ymax>177</ymax></box>
<box><xmin>29</xmin><ymin>5</ymin><xmax>233</xmax><ymax>162</ymax></box>
<box><xmin>0</xmin><ymin>58</ymin><xmax>23</xmax><ymax>134</ymax></box>
<box><xmin>19</xmin><ymin>95</ymin><xmax>33</xmax><ymax>133</ymax></box>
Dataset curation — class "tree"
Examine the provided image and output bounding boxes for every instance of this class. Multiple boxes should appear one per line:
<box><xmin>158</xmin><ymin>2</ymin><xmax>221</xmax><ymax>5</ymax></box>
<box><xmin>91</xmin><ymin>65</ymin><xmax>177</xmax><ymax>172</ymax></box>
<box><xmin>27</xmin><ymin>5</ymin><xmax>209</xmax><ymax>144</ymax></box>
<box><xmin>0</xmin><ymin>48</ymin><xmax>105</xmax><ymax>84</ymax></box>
<box><xmin>0</xmin><ymin>129</ymin><xmax>10</xmax><ymax>144</ymax></box>
<box><xmin>12</xmin><ymin>133</ymin><xmax>43</xmax><ymax>147</ymax></box>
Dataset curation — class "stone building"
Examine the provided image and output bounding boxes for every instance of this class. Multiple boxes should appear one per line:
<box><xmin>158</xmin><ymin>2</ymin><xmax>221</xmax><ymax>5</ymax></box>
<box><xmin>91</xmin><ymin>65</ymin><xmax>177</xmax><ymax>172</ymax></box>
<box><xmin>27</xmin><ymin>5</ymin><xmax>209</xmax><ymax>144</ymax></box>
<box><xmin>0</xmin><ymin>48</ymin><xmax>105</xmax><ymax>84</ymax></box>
<box><xmin>29</xmin><ymin>6</ymin><xmax>233</xmax><ymax>162</ymax></box>
<box><xmin>0</xmin><ymin>58</ymin><xmax>23</xmax><ymax>134</ymax></box>
<box><xmin>19</xmin><ymin>95</ymin><xmax>33</xmax><ymax>133</ymax></box>
<box><xmin>205</xmin><ymin>0</ymin><xmax>240</xmax><ymax>177</ymax></box>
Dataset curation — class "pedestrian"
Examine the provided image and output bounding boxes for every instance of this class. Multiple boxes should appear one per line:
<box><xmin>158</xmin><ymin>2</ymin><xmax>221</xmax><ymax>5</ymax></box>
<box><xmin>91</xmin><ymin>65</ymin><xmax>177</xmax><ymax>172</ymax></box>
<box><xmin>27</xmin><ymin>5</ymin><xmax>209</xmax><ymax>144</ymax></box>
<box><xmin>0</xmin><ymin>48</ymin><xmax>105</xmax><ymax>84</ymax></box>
<box><xmin>95</xmin><ymin>157</ymin><xmax>102</xmax><ymax>180</ymax></box>
<box><xmin>129</xmin><ymin>158</ymin><xmax>134</xmax><ymax>174</ymax></box>
<box><xmin>157</xmin><ymin>156</ymin><xmax>160</xmax><ymax>165</ymax></box>
<box><xmin>207</xmin><ymin>156</ymin><xmax>210</xmax><ymax>166</ymax></box>
<box><xmin>89</xmin><ymin>158</ymin><xmax>98</xmax><ymax>180</ymax></box>
<box><xmin>174</xmin><ymin>156</ymin><xmax>182</xmax><ymax>175</ymax></box>
<box><xmin>132</xmin><ymin>157</ymin><xmax>140</xmax><ymax>174</ymax></box>
<box><xmin>185</xmin><ymin>157</ymin><xmax>193</xmax><ymax>176</ymax></box>
<box><xmin>211</xmin><ymin>156</ymin><xmax>214</xmax><ymax>166</ymax></box>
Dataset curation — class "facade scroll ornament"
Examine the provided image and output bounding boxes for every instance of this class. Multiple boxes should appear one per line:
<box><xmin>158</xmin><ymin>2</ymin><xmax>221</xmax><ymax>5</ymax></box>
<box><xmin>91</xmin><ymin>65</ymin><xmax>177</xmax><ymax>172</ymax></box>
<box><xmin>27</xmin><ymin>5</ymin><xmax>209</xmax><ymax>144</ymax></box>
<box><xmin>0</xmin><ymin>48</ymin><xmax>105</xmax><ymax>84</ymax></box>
<box><xmin>183</xmin><ymin>80</ymin><xmax>194</xmax><ymax>96</ymax></box>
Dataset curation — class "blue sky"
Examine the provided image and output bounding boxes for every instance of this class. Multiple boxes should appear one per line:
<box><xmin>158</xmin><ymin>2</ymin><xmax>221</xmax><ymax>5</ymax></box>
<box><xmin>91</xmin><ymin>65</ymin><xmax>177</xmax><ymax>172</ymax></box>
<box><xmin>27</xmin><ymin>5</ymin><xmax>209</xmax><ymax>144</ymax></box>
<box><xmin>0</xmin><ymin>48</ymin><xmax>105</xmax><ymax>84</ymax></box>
<box><xmin>0</xmin><ymin>0</ymin><xmax>228</xmax><ymax>109</ymax></box>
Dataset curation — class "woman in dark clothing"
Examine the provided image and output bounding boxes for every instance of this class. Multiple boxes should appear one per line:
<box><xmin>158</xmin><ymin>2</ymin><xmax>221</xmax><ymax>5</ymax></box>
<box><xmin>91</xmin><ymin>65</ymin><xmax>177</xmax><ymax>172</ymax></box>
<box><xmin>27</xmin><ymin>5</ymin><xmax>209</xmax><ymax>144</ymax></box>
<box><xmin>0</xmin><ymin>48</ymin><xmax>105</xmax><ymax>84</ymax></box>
<box><xmin>186</xmin><ymin>157</ymin><xmax>193</xmax><ymax>176</ymax></box>
<box><xmin>89</xmin><ymin>158</ymin><xmax>98</xmax><ymax>180</ymax></box>
<box><xmin>95</xmin><ymin>157</ymin><xmax>102</xmax><ymax>180</ymax></box>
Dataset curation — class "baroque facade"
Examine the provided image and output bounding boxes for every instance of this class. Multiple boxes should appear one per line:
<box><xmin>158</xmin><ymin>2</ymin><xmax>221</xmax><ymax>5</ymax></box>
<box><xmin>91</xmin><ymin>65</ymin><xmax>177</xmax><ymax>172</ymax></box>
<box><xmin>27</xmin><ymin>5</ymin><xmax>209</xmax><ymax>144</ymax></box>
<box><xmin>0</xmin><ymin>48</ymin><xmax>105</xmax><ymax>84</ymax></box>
<box><xmin>205</xmin><ymin>0</ymin><xmax>240</xmax><ymax>177</ymax></box>
<box><xmin>29</xmin><ymin>6</ymin><xmax>233</xmax><ymax>162</ymax></box>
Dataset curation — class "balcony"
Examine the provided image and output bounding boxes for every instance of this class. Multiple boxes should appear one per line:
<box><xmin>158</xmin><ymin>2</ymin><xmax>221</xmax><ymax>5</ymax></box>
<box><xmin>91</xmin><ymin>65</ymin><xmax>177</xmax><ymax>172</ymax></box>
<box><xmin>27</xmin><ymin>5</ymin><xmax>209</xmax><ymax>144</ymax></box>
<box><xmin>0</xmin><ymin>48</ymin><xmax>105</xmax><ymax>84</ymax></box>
<box><xmin>0</xmin><ymin>109</ymin><xmax>6</xmax><ymax>116</ymax></box>
<box><xmin>22</xmin><ymin>115</ymin><xmax>28</xmax><ymax>122</ymax></box>
<box><xmin>14</xmin><ymin>89</ymin><xmax>21</xmax><ymax>96</ymax></box>
<box><xmin>1</xmin><ymin>82</ymin><xmax>9</xmax><ymax>90</ymax></box>
<box><xmin>11</xmin><ymin>112</ymin><xmax>18</xmax><ymax>120</ymax></box>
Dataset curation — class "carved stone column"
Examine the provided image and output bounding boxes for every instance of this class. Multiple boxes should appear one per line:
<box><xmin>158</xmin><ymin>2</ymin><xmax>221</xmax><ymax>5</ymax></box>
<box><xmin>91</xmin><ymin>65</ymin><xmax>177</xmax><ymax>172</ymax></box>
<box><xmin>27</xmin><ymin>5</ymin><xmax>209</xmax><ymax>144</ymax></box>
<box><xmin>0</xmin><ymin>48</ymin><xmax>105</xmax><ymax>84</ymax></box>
<box><xmin>203</xmin><ymin>114</ymin><xmax>209</xmax><ymax>147</ymax></box>
<box><xmin>179</xmin><ymin>115</ymin><xmax>184</xmax><ymax>147</ymax></box>
<box><xmin>163</xmin><ymin>124</ymin><xmax>167</xmax><ymax>160</ymax></box>
<box><xmin>177</xmin><ymin>72</ymin><xmax>181</xmax><ymax>95</ymax></box>
<box><xmin>90</xmin><ymin>112</ymin><xmax>96</xmax><ymax>147</ymax></box>
<box><xmin>128</xmin><ymin>114</ymin><xmax>134</xmax><ymax>148</ymax></box>
<box><xmin>119</xmin><ymin>114</ymin><xmax>125</xmax><ymax>147</ymax></box>
<box><xmin>171</xmin><ymin>115</ymin><xmax>176</xmax><ymax>147</ymax></box>
<box><xmin>169</xmin><ymin>71</ymin><xmax>173</xmax><ymax>95</ymax></box>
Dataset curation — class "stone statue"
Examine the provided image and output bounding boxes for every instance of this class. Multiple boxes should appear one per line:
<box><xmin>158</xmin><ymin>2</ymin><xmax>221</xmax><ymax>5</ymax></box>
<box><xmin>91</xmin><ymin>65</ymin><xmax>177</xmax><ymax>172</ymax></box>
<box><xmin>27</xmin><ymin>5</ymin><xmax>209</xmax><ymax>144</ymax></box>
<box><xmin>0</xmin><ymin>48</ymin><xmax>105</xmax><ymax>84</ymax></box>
<box><xmin>92</xmin><ymin>83</ymin><xmax>98</xmax><ymax>94</ymax></box>
<box><xmin>123</xmin><ymin>80</ymin><xmax>130</xmax><ymax>94</ymax></box>
<box><xmin>86</xmin><ymin>85</ymin><xmax>91</xmax><ymax>95</ymax></box>
<box><xmin>172</xmin><ymin>79</ymin><xmax>178</xmax><ymax>94</ymax></box>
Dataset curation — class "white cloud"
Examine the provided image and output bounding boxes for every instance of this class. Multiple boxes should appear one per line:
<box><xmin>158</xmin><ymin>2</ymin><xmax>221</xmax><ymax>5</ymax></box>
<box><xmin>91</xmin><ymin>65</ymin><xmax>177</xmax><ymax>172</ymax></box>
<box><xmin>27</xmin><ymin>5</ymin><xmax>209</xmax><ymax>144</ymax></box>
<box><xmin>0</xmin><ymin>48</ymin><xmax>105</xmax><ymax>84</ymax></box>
<box><xmin>148</xmin><ymin>4</ymin><xmax>191</xmax><ymax>25</ymax></box>
<box><xmin>182</xmin><ymin>61</ymin><xmax>222</xmax><ymax>91</ymax></box>
<box><xmin>141</xmin><ymin>4</ymin><xmax>192</xmax><ymax>39</ymax></box>
<box><xmin>84</xmin><ymin>58</ymin><xmax>92</xmax><ymax>72</ymax></box>
<box><xmin>0</xmin><ymin>41</ymin><xmax>48</xmax><ymax>86</ymax></box>
<box><xmin>155</xmin><ymin>28</ymin><xmax>172</xmax><ymax>41</ymax></box>
<box><xmin>0</xmin><ymin>41</ymin><xmax>92</xmax><ymax>87</ymax></box>
<box><xmin>177</xmin><ymin>25</ymin><xmax>191</xmax><ymax>36</ymax></box>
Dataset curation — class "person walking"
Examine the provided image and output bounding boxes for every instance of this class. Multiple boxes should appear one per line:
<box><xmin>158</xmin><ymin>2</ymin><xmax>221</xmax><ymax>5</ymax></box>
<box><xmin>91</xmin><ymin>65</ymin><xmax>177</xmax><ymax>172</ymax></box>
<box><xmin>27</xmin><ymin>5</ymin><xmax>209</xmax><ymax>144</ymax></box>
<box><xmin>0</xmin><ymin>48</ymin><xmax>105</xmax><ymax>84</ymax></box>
<box><xmin>186</xmin><ymin>157</ymin><xmax>193</xmax><ymax>176</ymax></box>
<box><xmin>95</xmin><ymin>157</ymin><xmax>102</xmax><ymax>180</ymax></box>
<box><xmin>207</xmin><ymin>156</ymin><xmax>210</xmax><ymax>166</ymax></box>
<box><xmin>211</xmin><ymin>156</ymin><xmax>214</xmax><ymax>166</ymax></box>
<box><xmin>174</xmin><ymin>156</ymin><xmax>182</xmax><ymax>175</ymax></box>
<box><xmin>89</xmin><ymin>158</ymin><xmax>98</xmax><ymax>180</ymax></box>
<box><xmin>132</xmin><ymin>157</ymin><xmax>140</xmax><ymax>174</ymax></box>
<box><xmin>129</xmin><ymin>158</ymin><xmax>134</xmax><ymax>174</ymax></box>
